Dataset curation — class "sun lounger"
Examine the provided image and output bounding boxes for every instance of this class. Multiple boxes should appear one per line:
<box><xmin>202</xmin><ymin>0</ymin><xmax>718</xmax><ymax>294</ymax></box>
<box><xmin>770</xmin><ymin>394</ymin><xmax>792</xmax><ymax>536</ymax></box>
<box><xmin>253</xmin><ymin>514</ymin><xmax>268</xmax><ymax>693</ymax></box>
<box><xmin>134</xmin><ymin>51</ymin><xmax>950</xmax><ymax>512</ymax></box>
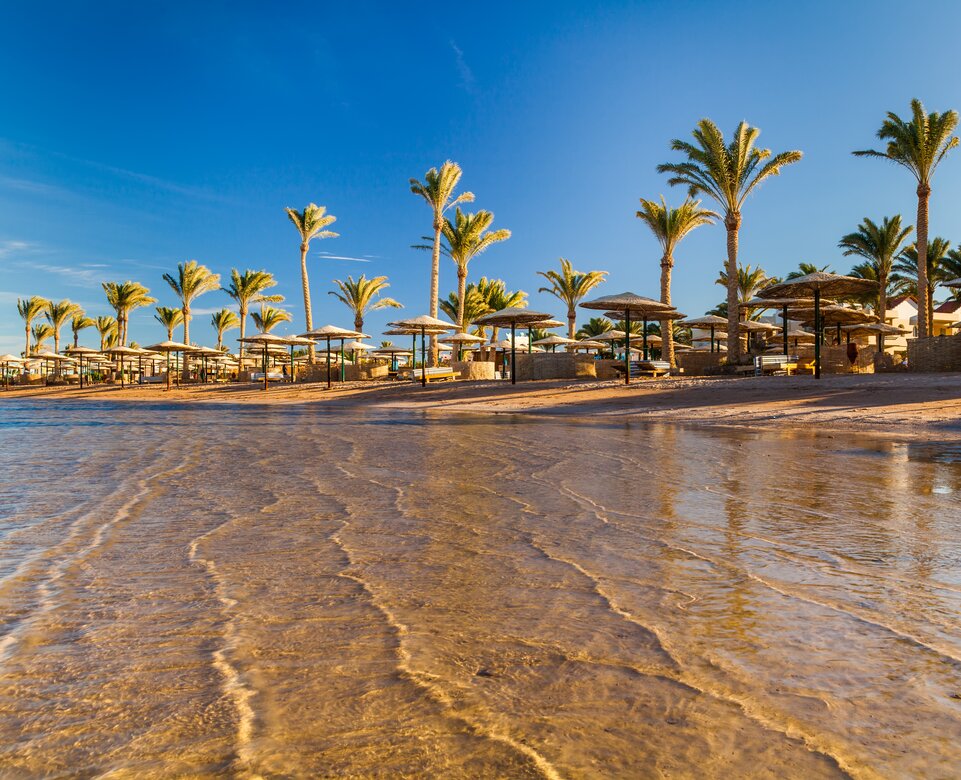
<box><xmin>410</xmin><ymin>367</ymin><xmax>456</xmax><ymax>383</ymax></box>
<box><xmin>612</xmin><ymin>360</ymin><xmax>671</xmax><ymax>378</ymax></box>
<box><xmin>754</xmin><ymin>355</ymin><xmax>800</xmax><ymax>376</ymax></box>
<box><xmin>251</xmin><ymin>372</ymin><xmax>286</xmax><ymax>382</ymax></box>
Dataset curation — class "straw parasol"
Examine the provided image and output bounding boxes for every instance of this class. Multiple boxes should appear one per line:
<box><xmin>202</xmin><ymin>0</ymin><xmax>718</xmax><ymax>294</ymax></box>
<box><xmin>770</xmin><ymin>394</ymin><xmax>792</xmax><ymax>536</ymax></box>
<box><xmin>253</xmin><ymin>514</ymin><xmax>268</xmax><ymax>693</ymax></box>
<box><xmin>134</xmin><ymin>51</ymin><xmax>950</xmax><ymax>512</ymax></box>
<box><xmin>300</xmin><ymin>325</ymin><xmax>364</xmax><ymax>389</ymax></box>
<box><xmin>280</xmin><ymin>336</ymin><xmax>314</xmax><ymax>383</ymax></box>
<box><xmin>740</xmin><ymin>297</ymin><xmax>814</xmax><ymax>355</ymax></box>
<box><xmin>567</xmin><ymin>339</ymin><xmax>607</xmax><ymax>352</ymax></box>
<box><xmin>678</xmin><ymin>315</ymin><xmax>728</xmax><ymax>355</ymax></box>
<box><xmin>103</xmin><ymin>345</ymin><xmax>141</xmax><ymax>389</ymax></box>
<box><xmin>533</xmin><ymin>334</ymin><xmax>576</xmax><ymax>353</ymax></box>
<box><xmin>239</xmin><ymin>333</ymin><xmax>291</xmax><ymax>391</ymax></box>
<box><xmin>788</xmin><ymin>305</ymin><xmax>878</xmax><ymax>349</ymax></box>
<box><xmin>185</xmin><ymin>345</ymin><xmax>223</xmax><ymax>384</ymax></box>
<box><xmin>0</xmin><ymin>354</ymin><xmax>21</xmax><ymax>390</ymax></box>
<box><xmin>31</xmin><ymin>350</ymin><xmax>76</xmax><ymax>386</ymax></box>
<box><xmin>521</xmin><ymin>318</ymin><xmax>565</xmax><ymax>355</ymax></box>
<box><xmin>388</xmin><ymin>315</ymin><xmax>456</xmax><ymax>387</ymax></box>
<box><xmin>63</xmin><ymin>345</ymin><xmax>102</xmax><ymax>389</ymax></box>
<box><xmin>438</xmin><ymin>331</ymin><xmax>485</xmax><ymax>361</ymax></box>
<box><xmin>581</xmin><ymin>294</ymin><xmax>676</xmax><ymax>381</ymax></box>
<box><xmin>472</xmin><ymin>308</ymin><xmax>551</xmax><ymax>385</ymax></box>
<box><xmin>759</xmin><ymin>273</ymin><xmax>879</xmax><ymax>378</ymax></box>
<box><xmin>144</xmin><ymin>341</ymin><xmax>192</xmax><ymax>391</ymax></box>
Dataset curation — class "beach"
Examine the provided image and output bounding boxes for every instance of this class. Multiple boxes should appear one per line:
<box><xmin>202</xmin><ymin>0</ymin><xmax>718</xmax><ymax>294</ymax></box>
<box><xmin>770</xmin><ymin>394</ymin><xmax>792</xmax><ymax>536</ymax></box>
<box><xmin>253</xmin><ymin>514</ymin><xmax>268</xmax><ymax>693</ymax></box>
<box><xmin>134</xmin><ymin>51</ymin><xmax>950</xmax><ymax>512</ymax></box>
<box><xmin>0</xmin><ymin>383</ymin><xmax>960</xmax><ymax>777</ymax></box>
<box><xmin>5</xmin><ymin>373</ymin><xmax>961</xmax><ymax>437</ymax></box>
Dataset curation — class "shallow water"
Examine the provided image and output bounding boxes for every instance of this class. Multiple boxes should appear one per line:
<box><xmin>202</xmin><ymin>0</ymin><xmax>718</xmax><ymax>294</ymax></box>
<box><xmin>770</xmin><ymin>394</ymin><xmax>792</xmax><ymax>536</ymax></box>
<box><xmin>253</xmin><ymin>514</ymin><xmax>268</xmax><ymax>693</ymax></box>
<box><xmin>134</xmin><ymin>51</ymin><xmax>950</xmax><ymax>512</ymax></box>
<box><xmin>0</xmin><ymin>399</ymin><xmax>959</xmax><ymax>778</ymax></box>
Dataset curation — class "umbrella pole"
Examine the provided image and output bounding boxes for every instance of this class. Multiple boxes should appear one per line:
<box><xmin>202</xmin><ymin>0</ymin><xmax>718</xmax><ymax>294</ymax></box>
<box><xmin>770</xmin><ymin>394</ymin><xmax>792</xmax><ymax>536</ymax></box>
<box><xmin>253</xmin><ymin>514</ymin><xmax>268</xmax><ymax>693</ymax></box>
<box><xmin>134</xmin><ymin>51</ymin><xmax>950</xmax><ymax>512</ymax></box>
<box><xmin>78</xmin><ymin>356</ymin><xmax>83</xmax><ymax>389</ymax></box>
<box><xmin>421</xmin><ymin>328</ymin><xmax>427</xmax><ymax>387</ymax></box>
<box><xmin>710</xmin><ymin>326</ymin><xmax>715</xmax><ymax>354</ymax></box>
<box><xmin>625</xmin><ymin>310</ymin><xmax>631</xmax><ymax>385</ymax></box>
<box><xmin>340</xmin><ymin>340</ymin><xmax>345</xmax><ymax>383</ymax></box>
<box><xmin>290</xmin><ymin>346</ymin><xmax>295</xmax><ymax>384</ymax></box>
<box><xmin>166</xmin><ymin>352</ymin><xmax>171</xmax><ymax>391</ymax></box>
<box><xmin>120</xmin><ymin>357</ymin><xmax>125</xmax><ymax>389</ymax></box>
<box><xmin>782</xmin><ymin>305</ymin><xmax>789</xmax><ymax>356</ymax></box>
<box><xmin>326</xmin><ymin>338</ymin><xmax>332</xmax><ymax>390</ymax></box>
<box><xmin>836</xmin><ymin>322</ymin><xmax>842</xmax><ymax>345</ymax></box>
<box><xmin>643</xmin><ymin>317</ymin><xmax>649</xmax><ymax>361</ymax></box>
<box><xmin>510</xmin><ymin>322</ymin><xmax>516</xmax><ymax>385</ymax></box>
<box><xmin>262</xmin><ymin>345</ymin><xmax>268</xmax><ymax>391</ymax></box>
<box><xmin>814</xmin><ymin>289</ymin><xmax>822</xmax><ymax>380</ymax></box>
<box><xmin>527</xmin><ymin>327</ymin><xmax>532</xmax><ymax>354</ymax></box>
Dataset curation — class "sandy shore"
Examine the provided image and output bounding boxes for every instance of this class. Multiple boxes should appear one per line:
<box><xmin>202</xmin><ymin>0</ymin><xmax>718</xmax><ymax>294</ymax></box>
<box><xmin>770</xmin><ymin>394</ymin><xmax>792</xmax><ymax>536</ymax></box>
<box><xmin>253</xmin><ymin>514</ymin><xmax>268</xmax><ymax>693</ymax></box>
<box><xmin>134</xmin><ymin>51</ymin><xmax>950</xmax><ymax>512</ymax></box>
<box><xmin>5</xmin><ymin>372</ymin><xmax>961</xmax><ymax>438</ymax></box>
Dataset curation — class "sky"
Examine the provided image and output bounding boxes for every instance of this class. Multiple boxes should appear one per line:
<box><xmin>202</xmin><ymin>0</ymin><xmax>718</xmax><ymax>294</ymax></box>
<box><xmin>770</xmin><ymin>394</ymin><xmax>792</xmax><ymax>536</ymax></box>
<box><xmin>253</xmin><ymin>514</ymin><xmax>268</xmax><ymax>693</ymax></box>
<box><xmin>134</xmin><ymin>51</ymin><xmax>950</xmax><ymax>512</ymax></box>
<box><xmin>3</xmin><ymin>0</ymin><xmax>961</xmax><ymax>354</ymax></box>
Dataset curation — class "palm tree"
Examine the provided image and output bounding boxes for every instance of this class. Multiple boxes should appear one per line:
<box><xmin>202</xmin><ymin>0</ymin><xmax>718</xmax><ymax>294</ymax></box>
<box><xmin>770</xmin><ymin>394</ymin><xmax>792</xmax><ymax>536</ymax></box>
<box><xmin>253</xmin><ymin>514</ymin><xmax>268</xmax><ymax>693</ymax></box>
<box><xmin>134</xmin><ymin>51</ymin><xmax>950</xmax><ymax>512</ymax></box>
<box><xmin>786</xmin><ymin>262</ymin><xmax>832</xmax><ymax>279</ymax></box>
<box><xmin>224</xmin><ymin>269</ymin><xmax>283</xmax><ymax>364</ymax></box>
<box><xmin>163</xmin><ymin>260</ymin><xmax>221</xmax><ymax>347</ymax></box>
<box><xmin>95</xmin><ymin>316</ymin><xmax>118</xmax><ymax>352</ymax></box>
<box><xmin>94</xmin><ymin>317</ymin><xmax>117</xmax><ymax>352</ymax></box>
<box><xmin>410</xmin><ymin>161</ymin><xmax>475</xmax><ymax>364</ymax></box>
<box><xmin>854</xmin><ymin>99</ymin><xmax>959</xmax><ymax>338</ymax></box>
<box><xmin>942</xmin><ymin>249</ymin><xmax>961</xmax><ymax>300</ymax></box>
<box><xmin>416</xmin><ymin>208</ymin><xmax>511</xmax><ymax>329</ymax></box>
<box><xmin>440</xmin><ymin>286</ymin><xmax>493</xmax><ymax>334</ymax></box>
<box><xmin>892</xmin><ymin>238</ymin><xmax>951</xmax><ymax>333</ymax></box>
<box><xmin>658</xmin><ymin>120</ymin><xmax>802</xmax><ymax>360</ymax></box>
<box><xmin>17</xmin><ymin>296</ymin><xmax>49</xmax><ymax>360</ymax></box>
<box><xmin>635</xmin><ymin>196</ymin><xmax>718</xmax><ymax>365</ymax></box>
<box><xmin>251</xmin><ymin>305</ymin><xmax>292</xmax><ymax>333</ymax></box>
<box><xmin>576</xmin><ymin>316</ymin><xmax>613</xmax><ymax>338</ymax></box>
<box><xmin>154</xmin><ymin>306</ymin><xmax>184</xmax><ymax>341</ymax></box>
<box><xmin>103</xmin><ymin>281</ymin><xmax>156</xmax><ymax>345</ymax></box>
<box><xmin>715</xmin><ymin>264</ymin><xmax>773</xmax><ymax>320</ymax></box>
<box><xmin>839</xmin><ymin>216</ymin><xmax>913</xmax><ymax>318</ymax></box>
<box><xmin>70</xmin><ymin>312</ymin><xmax>95</xmax><ymax>348</ymax></box>
<box><xmin>285</xmin><ymin>204</ymin><xmax>338</xmax><ymax>360</ymax></box>
<box><xmin>475</xmin><ymin>277</ymin><xmax>527</xmax><ymax>342</ymax></box>
<box><xmin>328</xmin><ymin>274</ymin><xmax>402</xmax><ymax>332</ymax></box>
<box><xmin>32</xmin><ymin>322</ymin><xmax>54</xmax><ymax>351</ymax></box>
<box><xmin>211</xmin><ymin>308</ymin><xmax>240</xmax><ymax>351</ymax></box>
<box><xmin>44</xmin><ymin>300</ymin><xmax>82</xmax><ymax>370</ymax></box>
<box><xmin>537</xmin><ymin>259</ymin><xmax>608</xmax><ymax>339</ymax></box>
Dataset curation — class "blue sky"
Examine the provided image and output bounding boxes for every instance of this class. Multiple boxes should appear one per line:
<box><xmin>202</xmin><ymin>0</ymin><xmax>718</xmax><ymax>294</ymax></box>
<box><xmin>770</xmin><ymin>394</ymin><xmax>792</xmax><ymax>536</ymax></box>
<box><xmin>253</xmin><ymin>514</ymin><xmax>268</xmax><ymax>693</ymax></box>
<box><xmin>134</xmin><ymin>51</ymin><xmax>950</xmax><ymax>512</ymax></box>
<box><xmin>3</xmin><ymin>0</ymin><xmax>961</xmax><ymax>353</ymax></box>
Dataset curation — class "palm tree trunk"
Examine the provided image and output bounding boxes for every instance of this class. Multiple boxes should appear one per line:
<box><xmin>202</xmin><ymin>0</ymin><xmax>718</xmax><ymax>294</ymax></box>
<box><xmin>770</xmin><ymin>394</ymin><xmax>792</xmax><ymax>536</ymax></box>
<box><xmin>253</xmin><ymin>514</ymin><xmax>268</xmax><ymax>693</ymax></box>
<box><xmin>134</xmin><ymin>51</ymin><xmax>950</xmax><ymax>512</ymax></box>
<box><xmin>355</xmin><ymin>314</ymin><xmax>363</xmax><ymax>332</ymax></box>
<box><xmin>238</xmin><ymin>304</ymin><xmax>247</xmax><ymax>371</ymax></box>
<box><xmin>660</xmin><ymin>254</ymin><xmax>675</xmax><ymax>368</ymax></box>
<box><xmin>567</xmin><ymin>306</ymin><xmax>576</xmax><ymax>340</ymax></box>
<box><xmin>916</xmin><ymin>184</ymin><xmax>930</xmax><ymax>339</ymax></box>
<box><xmin>725</xmin><ymin>212</ymin><xmax>742</xmax><ymax>362</ymax></box>
<box><xmin>300</xmin><ymin>242</ymin><xmax>316</xmax><ymax>363</ymax></box>
<box><xmin>53</xmin><ymin>332</ymin><xmax>61</xmax><ymax>377</ymax></box>
<box><xmin>456</xmin><ymin>266</ymin><xmax>468</xmax><ymax>330</ymax></box>
<box><xmin>429</xmin><ymin>219</ymin><xmax>441</xmax><ymax>366</ymax></box>
<box><xmin>182</xmin><ymin>305</ymin><xmax>190</xmax><ymax>381</ymax></box>
<box><xmin>878</xmin><ymin>277</ymin><xmax>888</xmax><ymax>353</ymax></box>
<box><xmin>24</xmin><ymin>326</ymin><xmax>30</xmax><ymax>362</ymax></box>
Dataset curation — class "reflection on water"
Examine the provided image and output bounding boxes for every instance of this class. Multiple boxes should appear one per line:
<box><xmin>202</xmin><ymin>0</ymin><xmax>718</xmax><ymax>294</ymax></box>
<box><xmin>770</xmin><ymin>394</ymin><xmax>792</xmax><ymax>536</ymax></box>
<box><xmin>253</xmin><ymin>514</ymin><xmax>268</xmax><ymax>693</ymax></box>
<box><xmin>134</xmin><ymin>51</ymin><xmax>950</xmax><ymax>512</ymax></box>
<box><xmin>0</xmin><ymin>400</ymin><xmax>959</xmax><ymax>778</ymax></box>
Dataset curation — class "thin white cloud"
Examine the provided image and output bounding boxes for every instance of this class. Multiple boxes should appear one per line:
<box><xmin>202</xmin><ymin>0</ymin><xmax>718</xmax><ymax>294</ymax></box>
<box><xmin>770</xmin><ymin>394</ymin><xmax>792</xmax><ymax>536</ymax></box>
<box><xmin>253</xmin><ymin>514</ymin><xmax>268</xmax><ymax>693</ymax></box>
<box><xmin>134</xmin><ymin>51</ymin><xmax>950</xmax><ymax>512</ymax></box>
<box><xmin>0</xmin><ymin>239</ymin><xmax>35</xmax><ymax>258</ymax></box>
<box><xmin>450</xmin><ymin>40</ymin><xmax>476</xmax><ymax>93</ymax></box>
<box><xmin>316</xmin><ymin>252</ymin><xmax>372</xmax><ymax>263</ymax></box>
<box><xmin>190</xmin><ymin>304</ymin><xmax>240</xmax><ymax>316</ymax></box>
<box><xmin>13</xmin><ymin>261</ymin><xmax>102</xmax><ymax>289</ymax></box>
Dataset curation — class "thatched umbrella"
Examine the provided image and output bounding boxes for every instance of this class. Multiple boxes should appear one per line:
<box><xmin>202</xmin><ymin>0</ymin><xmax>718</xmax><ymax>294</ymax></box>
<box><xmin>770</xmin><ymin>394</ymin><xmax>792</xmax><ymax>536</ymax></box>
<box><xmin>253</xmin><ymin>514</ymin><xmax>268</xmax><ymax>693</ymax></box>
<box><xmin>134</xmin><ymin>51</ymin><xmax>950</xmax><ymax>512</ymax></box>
<box><xmin>372</xmin><ymin>345</ymin><xmax>413</xmax><ymax>372</ymax></box>
<box><xmin>439</xmin><ymin>331</ymin><xmax>485</xmax><ymax>361</ymax></box>
<box><xmin>759</xmin><ymin>273</ymin><xmax>879</xmax><ymax>378</ymax></box>
<box><xmin>678</xmin><ymin>315</ymin><xmax>728</xmax><ymax>354</ymax></box>
<box><xmin>388</xmin><ymin>315</ymin><xmax>456</xmax><ymax>387</ymax></box>
<box><xmin>31</xmin><ymin>350</ymin><xmax>73</xmax><ymax>386</ymax></box>
<box><xmin>281</xmin><ymin>336</ymin><xmax>314</xmax><ymax>383</ymax></box>
<box><xmin>105</xmin><ymin>345</ymin><xmax>143</xmax><ymax>389</ymax></box>
<box><xmin>567</xmin><ymin>339</ymin><xmax>607</xmax><ymax>353</ymax></box>
<box><xmin>740</xmin><ymin>297</ymin><xmax>814</xmax><ymax>355</ymax></box>
<box><xmin>788</xmin><ymin>305</ymin><xmax>878</xmax><ymax>347</ymax></box>
<box><xmin>0</xmin><ymin>354</ymin><xmax>21</xmax><ymax>390</ymax></box>
<box><xmin>144</xmin><ymin>341</ymin><xmax>192</xmax><ymax>391</ymax></box>
<box><xmin>524</xmin><ymin>318</ymin><xmax>565</xmax><ymax>354</ymax></box>
<box><xmin>238</xmin><ymin>333</ymin><xmax>289</xmax><ymax>391</ymax></box>
<box><xmin>533</xmin><ymin>334</ymin><xmax>576</xmax><ymax>353</ymax></box>
<box><xmin>185</xmin><ymin>345</ymin><xmax>222</xmax><ymax>384</ymax></box>
<box><xmin>300</xmin><ymin>325</ymin><xmax>364</xmax><ymax>389</ymax></box>
<box><xmin>841</xmin><ymin>322</ymin><xmax>909</xmax><ymax>347</ymax></box>
<box><xmin>472</xmin><ymin>308</ymin><xmax>551</xmax><ymax>385</ymax></box>
<box><xmin>581</xmin><ymin>294</ymin><xmax>675</xmax><ymax>382</ymax></box>
<box><xmin>602</xmin><ymin>308</ymin><xmax>685</xmax><ymax>362</ymax></box>
<box><xmin>63</xmin><ymin>345</ymin><xmax>102</xmax><ymax>389</ymax></box>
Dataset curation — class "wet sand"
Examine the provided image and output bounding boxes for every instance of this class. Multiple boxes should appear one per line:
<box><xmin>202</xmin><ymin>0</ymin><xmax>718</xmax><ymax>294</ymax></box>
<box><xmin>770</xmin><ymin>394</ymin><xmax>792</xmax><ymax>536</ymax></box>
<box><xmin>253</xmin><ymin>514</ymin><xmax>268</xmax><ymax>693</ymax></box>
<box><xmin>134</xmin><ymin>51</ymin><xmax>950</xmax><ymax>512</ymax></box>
<box><xmin>5</xmin><ymin>372</ymin><xmax>961</xmax><ymax>437</ymax></box>
<box><xmin>0</xmin><ymin>399</ymin><xmax>959</xmax><ymax>777</ymax></box>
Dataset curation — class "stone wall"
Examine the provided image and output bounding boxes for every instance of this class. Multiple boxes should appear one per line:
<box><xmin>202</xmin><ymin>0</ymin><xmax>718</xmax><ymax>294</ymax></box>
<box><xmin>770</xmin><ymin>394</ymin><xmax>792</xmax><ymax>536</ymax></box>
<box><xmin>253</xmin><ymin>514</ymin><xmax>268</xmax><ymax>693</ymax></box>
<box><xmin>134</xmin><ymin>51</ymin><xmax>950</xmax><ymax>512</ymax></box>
<box><xmin>513</xmin><ymin>353</ymin><xmax>597</xmax><ymax>381</ymax></box>
<box><xmin>452</xmin><ymin>360</ymin><xmax>496</xmax><ymax>380</ymax></box>
<box><xmin>907</xmin><ymin>334</ymin><xmax>961</xmax><ymax>372</ymax></box>
<box><xmin>676</xmin><ymin>352</ymin><xmax>725</xmax><ymax>375</ymax></box>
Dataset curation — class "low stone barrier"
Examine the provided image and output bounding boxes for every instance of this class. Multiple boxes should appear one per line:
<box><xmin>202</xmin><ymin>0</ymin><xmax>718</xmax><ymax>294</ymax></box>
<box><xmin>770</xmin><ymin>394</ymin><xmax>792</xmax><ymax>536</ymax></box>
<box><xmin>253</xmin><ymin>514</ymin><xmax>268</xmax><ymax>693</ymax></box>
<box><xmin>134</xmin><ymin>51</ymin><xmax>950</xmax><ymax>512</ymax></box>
<box><xmin>907</xmin><ymin>334</ymin><xmax>961</xmax><ymax>372</ymax></box>
<box><xmin>513</xmin><ymin>353</ymin><xmax>596</xmax><ymax>381</ymax></box>
<box><xmin>677</xmin><ymin>352</ymin><xmax>725</xmax><ymax>375</ymax></box>
<box><xmin>452</xmin><ymin>360</ymin><xmax>496</xmax><ymax>380</ymax></box>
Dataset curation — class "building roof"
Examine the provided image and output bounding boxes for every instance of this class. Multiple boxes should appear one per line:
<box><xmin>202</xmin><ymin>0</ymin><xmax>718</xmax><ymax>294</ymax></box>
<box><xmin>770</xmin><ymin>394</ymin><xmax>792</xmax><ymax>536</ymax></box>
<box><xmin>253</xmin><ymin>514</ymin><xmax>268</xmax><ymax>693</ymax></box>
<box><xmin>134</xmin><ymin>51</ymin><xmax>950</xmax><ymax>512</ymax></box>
<box><xmin>933</xmin><ymin>299</ymin><xmax>961</xmax><ymax>314</ymax></box>
<box><xmin>886</xmin><ymin>294</ymin><xmax>917</xmax><ymax>310</ymax></box>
